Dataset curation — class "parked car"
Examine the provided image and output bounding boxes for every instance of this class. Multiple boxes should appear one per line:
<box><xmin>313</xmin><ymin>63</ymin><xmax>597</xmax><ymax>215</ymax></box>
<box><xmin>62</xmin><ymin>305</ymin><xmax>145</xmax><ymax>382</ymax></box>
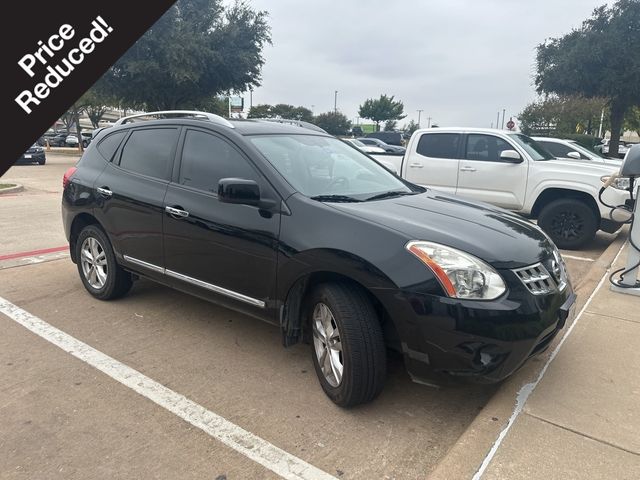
<box><xmin>17</xmin><ymin>144</ymin><xmax>46</xmax><ymax>165</ymax></box>
<box><xmin>366</xmin><ymin>131</ymin><xmax>404</xmax><ymax>146</ymax></box>
<box><xmin>65</xmin><ymin>135</ymin><xmax>79</xmax><ymax>147</ymax></box>
<box><xmin>358</xmin><ymin>137</ymin><xmax>406</xmax><ymax>154</ymax></box>
<box><xmin>596</xmin><ymin>138</ymin><xmax>630</xmax><ymax>158</ymax></box>
<box><xmin>369</xmin><ymin>128</ymin><xmax>630</xmax><ymax>249</ymax></box>
<box><xmin>351</xmin><ymin>126</ymin><xmax>364</xmax><ymax>137</ymax></box>
<box><xmin>81</xmin><ymin>131</ymin><xmax>94</xmax><ymax>148</ymax></box>
<box><xmin>533</xmin><ymin>137</ymin><xmax>621</xmax><ymax>166</ymax></box>
<box><xmin>50</xmin><ymin>133</ymin><xmax>68</xmax><ymax>147</ymax></box>
<box><xmin>342</xmin><ymin>138</ymin><xmax>385</xmax><ymax>154</ymax></box>
<box><xmin>62</xmin><ymin>111</ymin><xmax>575</xmax><ymax>407</ymax></box>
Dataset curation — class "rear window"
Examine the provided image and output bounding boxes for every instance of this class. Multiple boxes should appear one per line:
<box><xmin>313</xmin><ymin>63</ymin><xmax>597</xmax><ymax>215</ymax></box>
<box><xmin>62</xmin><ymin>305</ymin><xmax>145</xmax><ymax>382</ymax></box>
<box><xmin>416</xmin><ymin>133</ymin><xmax>461</xmax><ymax>159</ymax></box>
<box><xmin>96</xmin><ymin>131</ymin><xmax>126</xmax><ymax>161</ymax></box>
<box><xmin>118</xmin><ymin>128</ymin><xmax>179</xmax><ymax>180</ymax></box>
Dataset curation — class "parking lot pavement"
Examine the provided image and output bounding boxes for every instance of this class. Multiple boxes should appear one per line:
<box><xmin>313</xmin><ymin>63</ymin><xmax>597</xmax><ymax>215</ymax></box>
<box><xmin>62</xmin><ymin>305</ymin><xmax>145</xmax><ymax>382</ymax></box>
<box><xmin>0</xmin><ymin>259</ymin><xmax>496</xmax><ymax>479</ymax></box>
<box><xmin>1</xmin><ymin>154</ymin><xmax>76</xmax><ymax>256</ymax></box>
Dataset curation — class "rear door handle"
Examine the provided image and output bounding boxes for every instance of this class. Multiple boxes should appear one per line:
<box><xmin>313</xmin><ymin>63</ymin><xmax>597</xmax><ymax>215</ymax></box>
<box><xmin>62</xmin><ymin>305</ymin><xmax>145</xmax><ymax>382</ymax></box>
<box><xmin>409</xmin><ymin>162</ymin><xmax>424</xmax><ymax>168</ymax></box>
<box><xmin>460</xmin><ymin>166</ymin><xmax>477</xmax><ymax>172</ymax></box>
<box><xmin>96</xmin><ymin>186</ymin><xmax>113</xmax><ymax>197</ymax></box>
<box><xmin>165</xmin><ymin>206</ymin><xmax>190</xmax><ymax>218</ymax></box>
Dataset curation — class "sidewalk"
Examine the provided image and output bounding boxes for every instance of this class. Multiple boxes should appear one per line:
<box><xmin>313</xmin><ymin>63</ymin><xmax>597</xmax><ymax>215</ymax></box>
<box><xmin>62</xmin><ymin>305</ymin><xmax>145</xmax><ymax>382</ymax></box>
<box><xmin>479</xmin><ymin>249</ymin><xmax>640</xmax><ymax>479</ymax></box>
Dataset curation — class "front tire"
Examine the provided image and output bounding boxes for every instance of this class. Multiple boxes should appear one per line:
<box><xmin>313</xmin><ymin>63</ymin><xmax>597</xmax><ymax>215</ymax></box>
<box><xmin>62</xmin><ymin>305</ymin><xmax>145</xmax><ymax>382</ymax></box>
<box><xmin>76</xmin><ymin>225</ymin><xmax>132</xmax><ymax>300</ymax></box>
<box><xmin>538</xmin><ymin>198</ymin><xmax>598</xmax><ymax>250</ymax></box>
<box><xmin>308</xmin><ymin>283</ymin><xmax>386</xmax><ymax>407</ymax></box>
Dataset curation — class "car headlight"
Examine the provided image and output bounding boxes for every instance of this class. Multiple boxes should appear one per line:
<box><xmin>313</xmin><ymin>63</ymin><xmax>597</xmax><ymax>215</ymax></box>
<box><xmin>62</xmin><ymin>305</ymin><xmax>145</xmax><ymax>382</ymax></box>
<box><xmin>406</xmin><ymin>241</ymin><xmax>506</xmax><ymax>300</ymax></box>
<box><xmin>601</xmin><ymin>175</ymin><xmax>630</xmax><ymax>190</ymax></box>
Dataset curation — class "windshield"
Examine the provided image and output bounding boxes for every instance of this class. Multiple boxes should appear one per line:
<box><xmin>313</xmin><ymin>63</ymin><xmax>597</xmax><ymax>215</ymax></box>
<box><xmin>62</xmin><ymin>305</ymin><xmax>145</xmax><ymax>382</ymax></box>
<box><xmin>347</xmin><ymin>139</ymin><xmax>366</xmax><ymax>148</ymax></box>
<box><xmin>250</xmin><ymin>134</ymin><xmax>416</xmax><ymax>200</ymax></box>
<box><xmin>508</xmin><ymin>133</ymin><xmax>554</xmax><ymax>161</ymax></box>
<box><xmin>567</xmin><ymin>141</ymin><xmax>608</xmax><ymax>159</ymax></box>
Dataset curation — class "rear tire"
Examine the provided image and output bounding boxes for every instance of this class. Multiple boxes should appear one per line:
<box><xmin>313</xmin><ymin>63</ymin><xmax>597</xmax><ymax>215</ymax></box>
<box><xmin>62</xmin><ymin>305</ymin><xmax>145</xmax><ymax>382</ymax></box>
<box><xmin>76</xmin><ymin>225</ymin><xmax>132</xmax><ymax>300</ymax></box>
<box><xmin>38</xmin><ymin>158</ymin><xmax>45</xmax><ymax>165</ymax></box>
<box><xmin>307</xmin><ymin>282</ymin><xmax>386</xmax><ymax>407</ymax></box>
<box><xmin>538</xmin><ymin>198</ymin><xmax>598</xmax><ymax>250</ymax></box>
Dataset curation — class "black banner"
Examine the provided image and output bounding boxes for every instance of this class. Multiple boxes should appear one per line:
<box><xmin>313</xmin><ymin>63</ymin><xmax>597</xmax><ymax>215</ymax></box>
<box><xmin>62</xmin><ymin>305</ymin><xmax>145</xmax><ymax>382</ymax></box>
<box><xmin>1</xmin><ymin>1</ymin><xmax>176</xmax><ymax>176</ymax></box>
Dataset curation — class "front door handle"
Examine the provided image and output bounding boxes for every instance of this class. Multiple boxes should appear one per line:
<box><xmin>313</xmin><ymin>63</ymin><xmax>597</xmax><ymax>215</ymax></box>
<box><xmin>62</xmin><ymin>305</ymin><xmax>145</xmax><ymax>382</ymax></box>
<box><xmin>409</xmin><ymin>162</ymin><xmax>424</xmax><ymax>168</ymax></box>
<box><xmin>460</xmin><ymin>166</ymin><xmax>477</xmax><ymax>172</ymax></box>
<box><xmin>165</xmin><ymin>206</ymin><xmax>190</xmax><ymax>218</ymax></box>
<box><xmin>96</xmin><ymin>186</ymin><xmax>113</xmax><ymax>197</ymax></box>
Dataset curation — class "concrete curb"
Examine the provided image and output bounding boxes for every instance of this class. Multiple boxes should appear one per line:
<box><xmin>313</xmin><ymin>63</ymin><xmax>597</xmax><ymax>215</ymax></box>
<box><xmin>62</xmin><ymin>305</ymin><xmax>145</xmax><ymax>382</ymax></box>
<box><xmin>428</xmin><ymin>229</ymin><xmax>630</xmax><ymax>480</ymax></box>
<box><xmin>0</xmin><ymin>183</ymin><xmax>24</xmax><ymax>195</ymax></box>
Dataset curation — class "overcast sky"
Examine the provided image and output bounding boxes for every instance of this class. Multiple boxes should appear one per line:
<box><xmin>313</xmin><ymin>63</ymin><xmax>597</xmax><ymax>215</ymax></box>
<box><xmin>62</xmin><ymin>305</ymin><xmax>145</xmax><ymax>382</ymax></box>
<box><xmin>248</xmin><ymin>0</ymin><xmax>608</xmax><ymax>128</ymax></box>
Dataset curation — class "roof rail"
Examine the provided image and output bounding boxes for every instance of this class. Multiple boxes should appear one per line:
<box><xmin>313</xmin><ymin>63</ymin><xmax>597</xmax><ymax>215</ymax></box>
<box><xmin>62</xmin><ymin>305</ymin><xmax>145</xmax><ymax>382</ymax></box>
<box><xmin>113</xmin><ymin>110</ymin><xmax>234</xmax><ymax>129</ymax></box>
<box><xmin>254</xmin><ymin>118</ymin><xmax>327</xmax><ymax>134</ymax></box>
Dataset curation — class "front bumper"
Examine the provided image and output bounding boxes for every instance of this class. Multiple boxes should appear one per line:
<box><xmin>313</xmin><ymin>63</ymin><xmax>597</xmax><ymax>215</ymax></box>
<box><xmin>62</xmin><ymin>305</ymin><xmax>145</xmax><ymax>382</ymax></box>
<box><xmin>17</xmin><ymin>152</ymin><xmax>45</xmax><ymax>163</ymax></box>
<box><xmin>375</xmin><ymin>279</ymin><xmax>576</xmax><ymax>384</ymax></box>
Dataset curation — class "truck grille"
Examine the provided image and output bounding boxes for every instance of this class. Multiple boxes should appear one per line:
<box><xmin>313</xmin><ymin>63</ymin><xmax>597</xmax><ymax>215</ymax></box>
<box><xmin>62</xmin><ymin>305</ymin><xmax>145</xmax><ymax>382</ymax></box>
<box><xmin>513</xmin><ymin>263</ymin><xmax>557</xmax><ymax>295</ymax></box>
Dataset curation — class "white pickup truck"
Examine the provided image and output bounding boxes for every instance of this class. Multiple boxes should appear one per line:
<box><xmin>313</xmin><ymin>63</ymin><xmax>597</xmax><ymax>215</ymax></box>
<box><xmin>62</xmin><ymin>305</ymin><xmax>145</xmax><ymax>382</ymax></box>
<box><xmin>371</xmin><ymin>127</ymin><xmax>630</xmax><ymax>249</ymax></box>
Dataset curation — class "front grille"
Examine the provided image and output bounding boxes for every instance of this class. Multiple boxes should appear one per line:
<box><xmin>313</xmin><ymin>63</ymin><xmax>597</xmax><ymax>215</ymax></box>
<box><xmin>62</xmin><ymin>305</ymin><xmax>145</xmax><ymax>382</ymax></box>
<box><xmin>513</xmin><ymin>263</ymin><xmax>557</xmax><ymax>295</ymax></box>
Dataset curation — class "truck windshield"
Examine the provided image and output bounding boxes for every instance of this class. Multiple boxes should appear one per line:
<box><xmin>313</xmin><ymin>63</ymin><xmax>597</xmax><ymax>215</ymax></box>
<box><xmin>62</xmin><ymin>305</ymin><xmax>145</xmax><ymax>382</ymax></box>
<box><xmin>249</xmin><ymin>134</ymin><xmax>416</xmax><ymax>201</ymax></box>
<box><xmin>508</xmin><ymin>134</ymin><xmax>554</xmax><ymax>161</ymax></box>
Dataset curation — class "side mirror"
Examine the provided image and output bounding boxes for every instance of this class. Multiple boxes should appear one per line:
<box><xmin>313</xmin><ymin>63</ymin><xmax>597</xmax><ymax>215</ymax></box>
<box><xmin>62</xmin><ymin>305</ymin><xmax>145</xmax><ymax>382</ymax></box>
<box><xmin>500</xmin><ymin>149</ymin><xmax>523</xmax><ymax>163</ymax></box>
<box><xmin>567</xmin><ymin>151</ymin><xmax>581</xmax><ymax>160</ymax></box>
<box><xmin>218</xmin><ymin>178</ymin><xmax>260</xmax><ymax>206</ymax></box>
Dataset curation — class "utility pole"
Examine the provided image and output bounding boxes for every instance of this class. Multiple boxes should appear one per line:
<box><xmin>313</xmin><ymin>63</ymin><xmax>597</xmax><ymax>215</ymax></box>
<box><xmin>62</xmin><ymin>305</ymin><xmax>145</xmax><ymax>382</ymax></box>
<box><xmin>334</xmin><ymin>91</ymin><xmax>338</xmax><ymax>114</ymax></box>
<box><xmin>311</xmin><ymin>104</ymin><xmax>315</xmax><ymax>115</ymax></box>
<box><xmin>496</xmin><ymin>111</ymin><xmax>500</xmax><ymax>130</ymax></box>
<box><xmin>249</xmin><ymin>89</ymin><xmax>253</xmax><ymax>110</ymax></box>
<box><xmin>598</xmin><ymin>108</ymin><xmax>605</xmax><ymax>138</ymax></box>
<box><xmin>417</xmin><ymin>109</ymin><xmax>424</xmax><ymax>127</ymax></box>
<box><xmin>427</xmin><ymin>117</ymin><xmax>432</xmax><ymax>128</ymax></box>
<box><xmin>501</xmin><ymin>109</ymin><xmax>506</xmax><ymax>129</ymax></box>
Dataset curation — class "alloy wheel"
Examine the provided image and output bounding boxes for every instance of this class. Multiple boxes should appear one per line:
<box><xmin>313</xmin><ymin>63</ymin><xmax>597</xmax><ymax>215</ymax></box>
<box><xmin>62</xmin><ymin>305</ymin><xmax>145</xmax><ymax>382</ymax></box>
<box><xmin>550</xmin><ymin>211</ymin><xmax>584</xmax><ymax>240</ymax></box>
<box><xmin>312</xmin><ymin>302</ymin><xmax>343</xmax><ymax>387</ymax></box>
<box><xmin>80</xmin><ymin>237</ymin><xmax>108</xmax><ymax>289</ymax></box>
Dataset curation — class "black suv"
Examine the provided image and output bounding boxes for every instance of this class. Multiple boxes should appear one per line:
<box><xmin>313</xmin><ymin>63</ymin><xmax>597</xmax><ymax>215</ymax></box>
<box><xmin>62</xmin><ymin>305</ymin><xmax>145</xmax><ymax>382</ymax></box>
<box><xmin>62</xmin><ymin>111</ymin><xmax>576</xmax><ymax>406</ymax></box>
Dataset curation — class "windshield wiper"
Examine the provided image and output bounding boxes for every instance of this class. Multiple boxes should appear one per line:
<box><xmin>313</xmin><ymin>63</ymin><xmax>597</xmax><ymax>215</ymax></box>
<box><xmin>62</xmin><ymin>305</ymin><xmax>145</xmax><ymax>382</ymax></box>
<box><xmin>365</xmin><ymin>190</ymin><xmax>416</xmax><ymax>201</ymax></box>
<box><xmin>310</xmin><ymin>194</ymin><xmax>363</xmax><ymax>203</ymax></box>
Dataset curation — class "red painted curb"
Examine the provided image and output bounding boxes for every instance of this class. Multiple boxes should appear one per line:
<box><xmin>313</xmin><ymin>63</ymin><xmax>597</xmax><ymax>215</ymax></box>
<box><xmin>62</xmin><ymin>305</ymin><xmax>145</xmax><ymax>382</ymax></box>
<box><xmin>0</xmin><ymin>246</ymin><xmax>69</xmax><ymax>261</ymax></box>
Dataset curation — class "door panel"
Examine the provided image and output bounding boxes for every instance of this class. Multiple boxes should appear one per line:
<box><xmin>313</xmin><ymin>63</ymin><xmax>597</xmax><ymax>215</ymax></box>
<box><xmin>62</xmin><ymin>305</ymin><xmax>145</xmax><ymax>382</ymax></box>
<box><xmin>163</xmin><ymin>129</ymin><xmax>279</xmax><ymax>308</ymax></box>
<box><xmin>93</xmin><ymin>127</ymin><xmax>179</xmax><ymax>268</ymax></box>
<box><xmin>456</xmin><ymin>134</ymin><xmax>528</xmax><ymax>210</ymax></box>
<box><xmin>404</xmin><ymin>133</ymin><xmax>461</xmax><ymax>194</ymax></box>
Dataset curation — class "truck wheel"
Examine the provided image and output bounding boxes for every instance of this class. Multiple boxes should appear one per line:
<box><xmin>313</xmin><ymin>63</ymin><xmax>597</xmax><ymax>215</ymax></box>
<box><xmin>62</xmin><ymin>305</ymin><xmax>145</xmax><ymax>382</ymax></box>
<box><xmin>76</xmin><ymin>225</ymin><xmax>132</xmax><ymax>300</ymax></box>
<box><xmin>538</xmin><ymin>199</ymin><xmax>598</xmax><ymax>250</ymax></box>
<box><xmin>307</xmin><ymin>282</ymin><xmax>386</xmax><ymax>407</ymax></box>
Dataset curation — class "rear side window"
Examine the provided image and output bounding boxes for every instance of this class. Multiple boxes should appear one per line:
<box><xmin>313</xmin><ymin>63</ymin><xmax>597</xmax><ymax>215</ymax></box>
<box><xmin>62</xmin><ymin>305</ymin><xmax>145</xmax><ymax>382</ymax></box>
<box><xmin>179</xmin><ymin>130</ymin><xmax>257</xmax><ymax>192</ymax></box>
<box><xmin>465</xmin><ymin>134</ymin><xmax>514</xmax><ymax>162</ymax></box>
<box><xmin>119</xmin><ymin>128</ymin><xmax>179</xmax><ymax>180</ymax></box>
<box><xmin>96</xmin><ymin>131</ymin><xmax>126</xmax><ymax>161</ymax></box>
<box><xmin>416</xmin><ymin>133</ymin><xmax>461</xmax><ymax>159</ymax></box>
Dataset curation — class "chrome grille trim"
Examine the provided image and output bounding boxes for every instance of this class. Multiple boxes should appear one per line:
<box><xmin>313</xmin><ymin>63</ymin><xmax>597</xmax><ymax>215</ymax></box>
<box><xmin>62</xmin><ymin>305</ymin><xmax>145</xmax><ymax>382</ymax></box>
<box><xmin>513</xmin><ymin>263</ymin><xmax>556</xmax><ymax>295</ymax></box>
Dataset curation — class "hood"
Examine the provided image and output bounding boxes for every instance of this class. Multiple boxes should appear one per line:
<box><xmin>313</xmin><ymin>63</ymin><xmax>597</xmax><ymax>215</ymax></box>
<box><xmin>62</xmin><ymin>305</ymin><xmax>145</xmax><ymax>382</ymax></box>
<box><xmin>547</xmin><ymin>157</ymin><xmax>620</xmax><ymax>174</ymax></box>
<box><xmin>330</xmin><ymin>190</ymin><xmax>554</xmax><ymax>269</ymax></box>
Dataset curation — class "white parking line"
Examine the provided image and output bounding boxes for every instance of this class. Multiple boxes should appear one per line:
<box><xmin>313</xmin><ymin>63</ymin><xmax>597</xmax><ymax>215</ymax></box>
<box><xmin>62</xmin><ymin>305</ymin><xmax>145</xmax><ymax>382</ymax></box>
<box><xmin>0</xmin><ymin>296</ymin><xmax>337</xmax><ymax>480</ymax></box>
<box><xmin>471</xmin><ymin>242</ymin><xmax>626</xmax><ymax>480</ymax></box>
<box><xmin>561</xmin><ymin>254</ymin><xmax>595</xmax><ymax>262</ymax></box>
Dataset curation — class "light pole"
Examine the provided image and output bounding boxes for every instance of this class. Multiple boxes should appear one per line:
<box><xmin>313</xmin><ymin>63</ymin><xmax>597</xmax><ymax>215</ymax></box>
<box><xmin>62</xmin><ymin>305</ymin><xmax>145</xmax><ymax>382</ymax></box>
<box><xmin>501</xmin><ymin>108</ymin><xmax>506</xmax><ymax>129</ymax></box>
<box><xmin>334</xmin><ymin>91</ymin><xmax>338</xmax><ymax>114</ymax></box>
<box><xmin>417</xmin><ymin>109</ymin><xmax>424</xmax><ymax>127</ymax></box>
<box><xmin>427</xmin><ymin>116</ymin><xmax>432</xmax><ymax>128</ymax></box>
<box><xmin>496</xmin><ymin>111</ymin><xmax>500</xmax><ymax>130</ymax></box>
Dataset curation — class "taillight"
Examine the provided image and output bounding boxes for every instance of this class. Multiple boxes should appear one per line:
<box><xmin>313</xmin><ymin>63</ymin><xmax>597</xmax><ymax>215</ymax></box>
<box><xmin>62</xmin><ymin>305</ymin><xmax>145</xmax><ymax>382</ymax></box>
<box><xmin>63</xmin><ymin>167</ymin><xmax>77</xmax><ymax>189</ymax></box>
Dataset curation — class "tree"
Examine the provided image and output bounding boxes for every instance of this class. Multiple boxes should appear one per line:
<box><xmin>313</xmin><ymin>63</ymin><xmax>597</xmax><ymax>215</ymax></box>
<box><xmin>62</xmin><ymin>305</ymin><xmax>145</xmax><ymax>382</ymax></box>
<box><xmin>248</xmin><ymin>103</ymin><xmax>314</xmax><ymax>121</ymax></box>
<box><xmin>314</xmin><ymin>112</ymin><xmax>351</xmax><ymax>136</ymax></box>
<box><xmin>519</xmin><ymin>95</ymin><xmax>607</xmax><ymax>136</ymax></box>
<box><xmin>384</xmin><ymin>119</ymin><xmax>398</xmax><ymax>131</ymax></box>
<box><xmin>60</xmin><ymin>102</ymin><xmax>86</xmax><ymax>150</ymax></box>
<box><xmin>101</xmin><ymin>0</ymin><xmax>271</xmax><ymax>110</ymax></box>
<box><xmin>404</xmin><ymin>120</ymin><xmax>420</xmax><ymax>136</ymax></box>
<box><xmin>535</xmin><ymin>0</ymin><xmax>640</xmax><ymax>156</ymax></box>
<box><xmin>358</xmin><ymin>95</ymin><xmax>406</xmax><ymax>131</ymax></box>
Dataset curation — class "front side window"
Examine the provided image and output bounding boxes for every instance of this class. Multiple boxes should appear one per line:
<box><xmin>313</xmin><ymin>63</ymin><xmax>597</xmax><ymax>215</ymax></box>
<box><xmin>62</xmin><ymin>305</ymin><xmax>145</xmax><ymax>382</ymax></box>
<box><xmin>465</xmin><ymin>134</ymin><xmax>514</xmax><ymax>162</ymax></box>
<box><xmin>538</xmin><ymin>141</ymin><xmax>587</xmax><ymax>159</ymax></box>
<box><xmin>119</xmin><ymin>128</ymin><xmax>179</xmax><ymax>180</ymax></box>
<box><xmin>508</xmin><ymin>133</ymin><xmax>554</xmax><ymax>161</ymax></box>
<box><xmin>179</xmin><ymin>130</ymin><xmax>257</xmax><ymax>192</ymax></box>
<box><xmin>250</xmin><ymin>134</ymin><xmax>415</xmax><ymax>200</ymax></box>
<box><xmin>416</xmin><ymin>133</ymin><xmax>461</xmax><ymax>159</ymax></box>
